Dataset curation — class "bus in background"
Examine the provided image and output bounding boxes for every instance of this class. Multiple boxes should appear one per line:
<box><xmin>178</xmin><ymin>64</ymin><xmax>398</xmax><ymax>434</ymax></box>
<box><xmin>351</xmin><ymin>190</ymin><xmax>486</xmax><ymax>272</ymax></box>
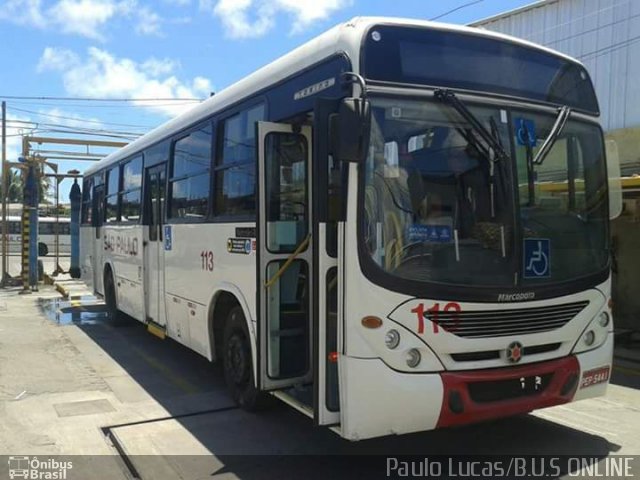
<box><xmin>80</xmin><ymin>17</ymin><xmax>620</xmax><ymax>440</ymax></box>
<box><xmin>5</xmin><ymin>215</ymin><xmax>71</xmax><ymax>256</ymax></box>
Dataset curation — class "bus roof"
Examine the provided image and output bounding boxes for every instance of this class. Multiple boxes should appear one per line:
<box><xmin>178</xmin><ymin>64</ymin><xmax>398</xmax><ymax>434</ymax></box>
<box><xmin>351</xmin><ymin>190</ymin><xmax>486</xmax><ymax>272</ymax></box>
<box><xmin>84</xmin><ymin>16</ymin><xmax>581</xmax><ymax>177</ymax></box>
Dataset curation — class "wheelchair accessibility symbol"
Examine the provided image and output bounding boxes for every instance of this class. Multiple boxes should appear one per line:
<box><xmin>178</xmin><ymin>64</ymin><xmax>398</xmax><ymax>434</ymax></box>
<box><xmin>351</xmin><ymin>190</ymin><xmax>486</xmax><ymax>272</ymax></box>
<box><xmin>524</xmin><ymin>239</ymin><xmax>550</xmax><ymax>278</ymax></box>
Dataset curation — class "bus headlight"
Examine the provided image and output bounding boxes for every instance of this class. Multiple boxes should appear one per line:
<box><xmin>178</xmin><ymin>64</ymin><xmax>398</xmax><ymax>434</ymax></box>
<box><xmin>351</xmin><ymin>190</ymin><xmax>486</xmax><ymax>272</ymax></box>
<box><xmin>583</xmin><ymin>330</ymin><xmax>596</xmax><ymax>347</ymax></box>
<box><xmin>573</xmin><ymin>310</ymin><xmax>612</xmax><ymax>354</ymax></box>
<box><xmin>406</xmin><ymin>349</ymin><xmax>421</xmax><ymax>368</ymax></box>
<box><xmin>598</xmin><ymin>312</ymin><xmax>610</xmax><ymax>328</ymax></box>
<box><xmin>384</xmin><ymin>330</ymin><xmax>400</xmax><ymax>350</ymax></box>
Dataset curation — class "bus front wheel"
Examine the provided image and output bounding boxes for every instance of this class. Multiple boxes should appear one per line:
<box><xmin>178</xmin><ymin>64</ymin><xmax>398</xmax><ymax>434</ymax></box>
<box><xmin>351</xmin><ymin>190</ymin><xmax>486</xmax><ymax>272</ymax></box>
<box><xmin>222</xmin><ymin>306</ymin><xmax>267</xmax><ymax>411</ymax></box>
<box><xmin>104</xmin><ymin>271</ymin><xmax>125</xmax><ymax>326</ymax></box>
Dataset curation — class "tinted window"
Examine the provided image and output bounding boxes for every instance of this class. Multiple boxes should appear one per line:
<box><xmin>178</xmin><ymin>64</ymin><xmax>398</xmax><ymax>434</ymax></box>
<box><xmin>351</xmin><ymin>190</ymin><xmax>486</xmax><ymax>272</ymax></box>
<box><xmin>123</xmin><ymin>156</ymin><xmax>143</xmax><ymax>190</ymax></box>
<box><xmin>144</xmin><ymin>140</ymin><xmax>170</xmax><ymax>167</ymax></box>
<box><xmin>219</xmin><ymin>105</ymin><xmax>264</xmax><ymax>165</ymax></box>
<box><xmin>215</xmin><ymin>104</ymin><xmax>265</xmax><ymax>217</ymax></box>
<box><xmin>170</xmin><ymin>174</ymin><xmax>209</xmax><ymax>219</ymax></box>
<box><xmin>121</xmin><ymin>190</ymin><xmax>142</xmax><ymax>222</ymax></box>
<box><xmin>169</xmin><ymin>123</ymin><xmax>212</xmax><ymax>220</ymax></box>
<box><xmin>364</xmin><ymin>26</ymin><xmax>599</xmax><ymax>114</ymax></box>
<box><xmin>264</xmin><ymin>132</ymin><xmax>308</xmax><ymax>253</ymax></box>
<box><xmin>82</xmin><ymin>177</ymin><xmax>93</xmax><ymax>203</ymax></box>
<box><xmin>106</xmin><ymin>194</ymin><xmax>119</xmax><ymax>223</ymax></box>
<box><xmin>107</xmin><ymin>166</ymin><xmax>119</xmax><ymax>195</ymax></box>
<box><xmin>118</xmin><ymin>156</ymin><xmax>143</xmax><ymax>223</ymax></box>
<box><xmin>215</xmin><ymin>163</ymin><xmax>256</xmax><ymax>217</ymax></box>
<box><xmin>173</xmin><ymin>126</ymin><xmax>212</xmax><ymax>178</ymax></box>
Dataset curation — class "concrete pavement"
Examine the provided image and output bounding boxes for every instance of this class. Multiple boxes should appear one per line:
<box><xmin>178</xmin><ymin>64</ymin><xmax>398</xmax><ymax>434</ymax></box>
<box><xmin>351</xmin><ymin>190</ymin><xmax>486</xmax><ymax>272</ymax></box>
<box><xmin>0</xmin><ymin>281</ymin><xmax>639</xmax><ymax>479</ymax></box>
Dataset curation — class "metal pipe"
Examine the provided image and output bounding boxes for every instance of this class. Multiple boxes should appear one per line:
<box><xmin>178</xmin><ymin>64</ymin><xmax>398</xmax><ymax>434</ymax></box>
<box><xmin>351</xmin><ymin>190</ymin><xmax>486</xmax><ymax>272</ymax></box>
<box><xmin>1</xmin><ymin>101</ymin><xmax>7</xmax><ymax>286</ymax></box>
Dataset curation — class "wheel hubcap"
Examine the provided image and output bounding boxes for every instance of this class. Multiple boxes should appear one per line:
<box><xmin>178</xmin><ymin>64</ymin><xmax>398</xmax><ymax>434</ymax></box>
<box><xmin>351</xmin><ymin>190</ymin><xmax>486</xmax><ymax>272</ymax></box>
<box><xmin>227</xmin><ymin>334</ymin><xmax>247</xmax><ymax>385</ymax></box>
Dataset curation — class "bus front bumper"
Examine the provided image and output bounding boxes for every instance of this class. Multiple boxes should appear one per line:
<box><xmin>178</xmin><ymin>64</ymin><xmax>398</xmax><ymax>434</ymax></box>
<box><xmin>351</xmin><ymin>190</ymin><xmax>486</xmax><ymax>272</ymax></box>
<box><xmin>340</xmin><ymin>333</ymin><xmax>612</xmax><ymax>440</ymax></box>
<box><xmin>436</xmin><ymin>332</ymin><xmax>613</xmax><ymax>428</ymax></box>
<box><xmin>436</xmin><ymin>355</ymin><xmax>580</xmax><ymax>428</ymax></box>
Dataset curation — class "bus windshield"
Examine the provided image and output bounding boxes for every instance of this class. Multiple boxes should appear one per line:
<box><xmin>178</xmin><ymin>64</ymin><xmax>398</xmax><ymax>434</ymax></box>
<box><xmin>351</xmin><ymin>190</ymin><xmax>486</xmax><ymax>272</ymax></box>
<box><xmin>361</xmin><ymin>96</ymin><xmax>609</xmax><ymax>290</ymax></box>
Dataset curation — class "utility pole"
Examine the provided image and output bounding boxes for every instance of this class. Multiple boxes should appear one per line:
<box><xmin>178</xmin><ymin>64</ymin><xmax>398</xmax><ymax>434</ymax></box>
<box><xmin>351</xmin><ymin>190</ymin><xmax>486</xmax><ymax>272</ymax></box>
<box><xmin>1</xmin><ymin>101</ymin><xmax>8</xmax><ymax>287</ymax></box>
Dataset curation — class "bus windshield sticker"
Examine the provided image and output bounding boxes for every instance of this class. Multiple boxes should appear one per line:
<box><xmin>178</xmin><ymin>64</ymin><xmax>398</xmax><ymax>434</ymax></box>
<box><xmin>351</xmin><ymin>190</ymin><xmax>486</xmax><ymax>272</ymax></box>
<box><xmin>164</xmin><ymin>226</ymin><xmax>172</xmax><ymax>251</ymax></box>
<box><xmin>523</xmin><ymin>238</ymin><xmax>550</xmax><ymax>278</ymax></box>
<box><xmin>227</xmin><ymin>238</ymin><xmax>254</xmax><ymax>255</ymax></box>
<box><xmin>515</xmin><ymin>118</ymin><xmax>537</xmax><ymax>147</ymax></box>
<box><xmin>408</xmin><ymin>224</ymin><xmax>452</xmax><ymax>243</ymax></box>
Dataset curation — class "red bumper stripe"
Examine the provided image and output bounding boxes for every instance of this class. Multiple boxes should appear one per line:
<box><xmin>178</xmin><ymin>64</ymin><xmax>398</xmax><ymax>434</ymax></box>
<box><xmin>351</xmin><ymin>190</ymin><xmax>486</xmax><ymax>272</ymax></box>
<box><xmin>437</xmin><ymin>356</ymin><xmax>580</xmax><ymax>429</ymax></box>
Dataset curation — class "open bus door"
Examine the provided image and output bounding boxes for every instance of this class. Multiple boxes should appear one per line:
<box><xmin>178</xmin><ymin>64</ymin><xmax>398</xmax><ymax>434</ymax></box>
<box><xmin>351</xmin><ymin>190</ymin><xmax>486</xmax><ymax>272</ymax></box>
<box><xmin>257</xmin><ymin>122</ymin><xmax>314</xmax><ymax>394</ymax></box>
<box><xmin>312</xmin><ymin>98</ymin><xmax>344</xmax><ymax>426</ymax></box>
<box><xmin>256</xmin><ymin>106</ymin><xmax>343</xmax><ymax>426</ymax></box>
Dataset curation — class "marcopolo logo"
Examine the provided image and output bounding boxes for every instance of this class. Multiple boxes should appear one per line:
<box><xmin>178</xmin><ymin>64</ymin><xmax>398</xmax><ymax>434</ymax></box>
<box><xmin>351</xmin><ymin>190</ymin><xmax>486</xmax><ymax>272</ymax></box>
<box><xmin>8</xmin><ymin>456</ymin><xmax>72</xmax><ymax>480</ymax></box>
<box><xmin>497</xmin><ymin>292</ymin><xmax>535</xmax><ymax>302</ymax></box>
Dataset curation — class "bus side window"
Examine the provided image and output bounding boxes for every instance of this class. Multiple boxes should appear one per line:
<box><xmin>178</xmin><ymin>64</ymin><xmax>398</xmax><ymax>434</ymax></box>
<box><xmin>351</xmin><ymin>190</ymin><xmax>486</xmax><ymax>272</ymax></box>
<box><xmin>105</xmin><ymin>165</ymin><xmax>120</xmax><ymax>223</ymax></box>
<box><xmin>121</xmin><ymin>156</ymin><xmax>143</xmax><ymax>223</ymax></box>
<box><xmin>214</xmin><ymin>103</ymin><xmax>265</xmax><ymax>218</ymax></box>
<box><xmin>168</xmin><ymin>123</ymin><xmax>212</xmax><ymax>220</ymax></box>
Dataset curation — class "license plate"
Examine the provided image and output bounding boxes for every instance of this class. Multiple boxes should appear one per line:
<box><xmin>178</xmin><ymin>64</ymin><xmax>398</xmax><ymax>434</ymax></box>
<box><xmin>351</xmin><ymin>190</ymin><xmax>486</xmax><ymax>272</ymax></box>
<box><xmin>581</xmin><ymin>366</ymin><xmax>610</xmax><ymax>388</ymax></box>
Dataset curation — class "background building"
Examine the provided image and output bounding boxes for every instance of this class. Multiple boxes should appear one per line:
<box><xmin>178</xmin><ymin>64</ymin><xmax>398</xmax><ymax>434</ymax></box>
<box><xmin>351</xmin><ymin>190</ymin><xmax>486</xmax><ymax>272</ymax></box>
<box><xmin>472</xmin><ymin>0</ymin><xmax>640</xmax><ymax>332</ymax></box>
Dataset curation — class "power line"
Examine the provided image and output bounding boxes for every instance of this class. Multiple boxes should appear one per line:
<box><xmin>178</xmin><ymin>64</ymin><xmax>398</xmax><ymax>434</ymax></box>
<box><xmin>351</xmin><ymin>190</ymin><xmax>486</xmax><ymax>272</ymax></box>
<box><xmin>8</xmin><ymin>107</ymin><xmax>153</xmax><ymax>130</ymax></box>
<box><xmin>479</xmin><ymin>0</ymin><xmax>630</xmax><ymax>40</ymax></box>
<box><xmin>431</xmin><ymin>0</ymin><xmax>484</xmax><ymax>21</ymax></box>
<box><xmin>5</xmin><ymin>99</ymin><xmax>199</xmax><ymax>109</ymax></box>
<box><xmin>578</xmin><ymin>34</ymin><xmax>640</xmax><ymax>61</ymax></box>
<box><xmin>0</xmin><ymin>95</ymin><xmax>203</xmax><ymax>102</ymax></box>
<box><xmin>6</xmin><ymin>119</ymin><xmax>144</xmax><ymax>137</ymax></box>
<box><xmin>546</xmin><ymin>11</ymin><xmax>640</xmax><ymax>47</ymax></box>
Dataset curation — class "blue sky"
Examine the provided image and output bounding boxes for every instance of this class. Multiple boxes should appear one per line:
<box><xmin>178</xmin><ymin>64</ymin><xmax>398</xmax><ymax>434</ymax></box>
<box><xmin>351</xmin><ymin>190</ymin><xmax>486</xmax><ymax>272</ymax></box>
<box><xmin>0</xmin><ymin>0</ymin><xmax>536</xmax><ymax>201</ymax></box>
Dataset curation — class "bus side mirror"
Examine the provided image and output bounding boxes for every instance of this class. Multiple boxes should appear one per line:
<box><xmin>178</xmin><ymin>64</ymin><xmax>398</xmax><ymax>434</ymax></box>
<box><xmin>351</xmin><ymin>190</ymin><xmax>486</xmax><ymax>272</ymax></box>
<box><xmin>329</xmin><ymin>97</ymin><xmax>371</xmax><ymax>163</ymax></box>
<box><xmin>606</xmin><ymin>139</ymin><xmax>623</xmax><ymax>220</ymax></box>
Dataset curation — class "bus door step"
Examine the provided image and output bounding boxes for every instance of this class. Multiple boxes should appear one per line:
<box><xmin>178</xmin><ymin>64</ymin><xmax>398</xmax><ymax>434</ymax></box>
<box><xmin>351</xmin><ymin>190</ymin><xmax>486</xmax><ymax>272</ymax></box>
<box><xmin>146</xmin><ymin>318</ymin><xmax>166</xmax><ymax>340</ymax></box>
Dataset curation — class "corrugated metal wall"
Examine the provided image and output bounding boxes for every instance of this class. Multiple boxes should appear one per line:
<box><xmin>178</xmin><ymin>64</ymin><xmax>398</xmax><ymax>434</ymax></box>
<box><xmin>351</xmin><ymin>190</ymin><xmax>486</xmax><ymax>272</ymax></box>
<box><xmin>473</xmin><ymin>0</ymin><xmax>640</xmax><ymax>132</ymax></box>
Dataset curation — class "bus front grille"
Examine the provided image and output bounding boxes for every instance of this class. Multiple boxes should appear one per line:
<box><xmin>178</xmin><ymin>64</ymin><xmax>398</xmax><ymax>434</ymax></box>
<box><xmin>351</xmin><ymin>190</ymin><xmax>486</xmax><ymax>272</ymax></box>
<box><xmin>433</xmin><ymin>301</ymin><xmax>589</xmax><ymax>339</ymax></box>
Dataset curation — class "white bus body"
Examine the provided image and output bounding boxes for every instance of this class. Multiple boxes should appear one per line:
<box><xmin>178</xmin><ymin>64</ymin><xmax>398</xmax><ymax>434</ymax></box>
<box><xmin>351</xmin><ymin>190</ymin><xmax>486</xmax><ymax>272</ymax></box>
<box><xmin>81</xmin><ymin>18</ymin><xmax>614</xmax><ymax>440</ymax></box>
<box><xmin>5</xmin><ymin>215</ymin><xmax>71</xmax><ymax>256</ymax></box>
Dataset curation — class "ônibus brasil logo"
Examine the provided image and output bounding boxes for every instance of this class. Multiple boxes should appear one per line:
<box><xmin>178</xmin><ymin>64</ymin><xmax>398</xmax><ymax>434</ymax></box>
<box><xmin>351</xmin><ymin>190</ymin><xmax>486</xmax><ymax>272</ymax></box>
<box><xmin>7</xmin><ymin>456</ymin><xmax>73</xmax><ymax>480</ymax></box>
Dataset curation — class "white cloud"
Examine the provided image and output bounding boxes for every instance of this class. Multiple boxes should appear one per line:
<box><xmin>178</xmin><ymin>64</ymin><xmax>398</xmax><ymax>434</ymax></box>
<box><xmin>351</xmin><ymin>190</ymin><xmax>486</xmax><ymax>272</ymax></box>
<box><xmin>0</xmin><ymin>0</ymin><xmax>47</xmax><ymax>28</ymax></box>
<box><xmin>37</xmin><ymin>47</ymin><xmax>80</xmax><ymax>72</ymax></box>
<box><xmin>0</xmin><ymin>0</ymin><xmax>163</xmax><ymax>39</ymax></box>
<box><xmin>38</xmin><ymin>46</ymin><xmax>212</xmax><ymax>117</ymax></box>
<box><xmin>48</xmin><ymin>0</ymin><xmax>131</xmax><ymax>39</ymax></box>
<box><xmin>200</xmin><ymin>0</ymin><xmax>350</xmax><ymax>39</ymax></box>
<box><xmin>135</xmin><ymin>5</ymin><xmax>163</xmax><ymax>36</ymax></box>
<box><xmin>40</xmin><ymin>108</ymin><xmax>104</xmax><ymax>129</ymax></box>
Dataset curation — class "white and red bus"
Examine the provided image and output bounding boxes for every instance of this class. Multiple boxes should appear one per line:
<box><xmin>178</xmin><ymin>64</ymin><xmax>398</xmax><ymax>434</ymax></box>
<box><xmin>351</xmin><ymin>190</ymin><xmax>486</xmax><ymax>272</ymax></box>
<box><xmin>80</xmin><ymin>17</ymin><xmax>620</xmax><ymax>440</ymax></box>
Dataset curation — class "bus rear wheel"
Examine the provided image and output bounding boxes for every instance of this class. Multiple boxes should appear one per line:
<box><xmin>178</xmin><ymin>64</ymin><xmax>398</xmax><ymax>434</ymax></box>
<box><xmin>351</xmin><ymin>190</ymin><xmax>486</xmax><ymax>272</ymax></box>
<box><xmin>223</xmin><ymin>306</ymin><xmax>267</xmax><ymax>411</ymax></box>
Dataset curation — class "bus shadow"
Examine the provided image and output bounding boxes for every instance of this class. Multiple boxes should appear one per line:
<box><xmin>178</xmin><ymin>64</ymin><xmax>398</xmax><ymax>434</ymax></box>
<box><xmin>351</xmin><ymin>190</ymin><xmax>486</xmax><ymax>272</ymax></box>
<box><xmin>70</xmin><ymin>315</ymin><xmax>619</xmax><ymax>477</ymax></box>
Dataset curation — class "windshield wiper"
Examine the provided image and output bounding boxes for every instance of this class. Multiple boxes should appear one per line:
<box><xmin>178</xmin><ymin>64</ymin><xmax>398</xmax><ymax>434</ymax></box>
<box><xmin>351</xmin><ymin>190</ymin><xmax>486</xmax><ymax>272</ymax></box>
<box><xmin>532</xmin><ymin>105</ymin><xmax>572</xmax><ymax>165</ymax></box>
<box><xmin>434</xmin><ymin>89</ymin><xmax>509</xmax><ymax>162</ymax></box>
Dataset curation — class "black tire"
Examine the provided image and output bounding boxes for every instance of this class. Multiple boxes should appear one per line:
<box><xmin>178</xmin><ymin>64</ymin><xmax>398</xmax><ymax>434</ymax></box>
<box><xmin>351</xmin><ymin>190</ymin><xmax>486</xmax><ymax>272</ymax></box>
<box><xmin>223</xmin><ymin>306</ymin><xmax>267</xmax><ymax>411</ymax></box>
<box><xmin>104</xmin><ymin>271</ymin><xmax>125</xmax><ymax>326</ymax></box>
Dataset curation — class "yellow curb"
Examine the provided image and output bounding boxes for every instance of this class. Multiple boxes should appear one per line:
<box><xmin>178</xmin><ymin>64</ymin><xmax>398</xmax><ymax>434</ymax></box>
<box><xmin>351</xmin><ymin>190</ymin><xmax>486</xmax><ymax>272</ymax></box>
<box><xmin>55</xmin><ymin>282</ymin><xmax>69</xmax><ymax>299</ymax></box>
